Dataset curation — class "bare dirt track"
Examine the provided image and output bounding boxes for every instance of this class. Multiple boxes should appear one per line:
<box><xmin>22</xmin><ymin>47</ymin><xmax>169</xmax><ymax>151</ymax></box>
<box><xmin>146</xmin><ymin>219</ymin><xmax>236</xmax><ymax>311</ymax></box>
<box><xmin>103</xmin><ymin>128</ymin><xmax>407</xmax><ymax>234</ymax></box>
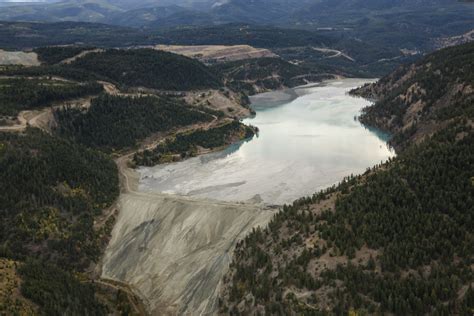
<box><xmin>311</xmin><ymin>47</ymin><xmax>355</xmax><ymax>62</ymax></box>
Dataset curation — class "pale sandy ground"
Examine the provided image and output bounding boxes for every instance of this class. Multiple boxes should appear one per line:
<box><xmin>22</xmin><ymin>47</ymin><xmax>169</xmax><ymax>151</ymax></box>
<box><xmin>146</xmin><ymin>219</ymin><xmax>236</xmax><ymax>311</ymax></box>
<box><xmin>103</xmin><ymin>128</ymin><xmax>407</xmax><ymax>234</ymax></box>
<box><xmin>155</xmin><ymin>45</ymin><xmax>277</xmax><ymax>64</ymax></box>
<box><xmin>102</xmin><ymin>182</ymin><xmax>275</xmax><ymax>315</ymax></box>
<box><xmin>0</xmin><ymin>50</ymin><xmax>40</xmax><ymax>66</ymax></box>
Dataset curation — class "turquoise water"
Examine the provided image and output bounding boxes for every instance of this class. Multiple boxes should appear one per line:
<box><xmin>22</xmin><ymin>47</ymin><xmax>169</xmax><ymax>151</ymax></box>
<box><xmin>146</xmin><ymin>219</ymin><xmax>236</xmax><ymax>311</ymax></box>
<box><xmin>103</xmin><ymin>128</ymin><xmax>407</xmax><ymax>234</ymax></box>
<box><xmin>138</xmin><ymin>78</ymin><xmax>394</xmax><ymax>204</ymax></box>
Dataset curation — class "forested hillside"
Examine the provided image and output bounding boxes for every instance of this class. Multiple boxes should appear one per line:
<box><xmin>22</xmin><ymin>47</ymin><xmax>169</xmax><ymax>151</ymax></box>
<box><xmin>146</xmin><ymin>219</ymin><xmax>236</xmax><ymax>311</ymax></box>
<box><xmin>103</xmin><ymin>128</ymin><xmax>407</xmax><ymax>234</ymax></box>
<box><xmin>68</xmin><ymin>49</ymin><xmax>222</xmax><ymax>91</ymax></box>
<box><xmin>54</xmin><ymin>94</ymin><xmax>215</xmax><ymax>150</ymax></box>
<box><xmin>354</xmin><ymin>42</ymin><xmax>474</xmax><ymax>149</ymax></box>
<box><xmin>0</xmin><ymin>129</ymin><xmax>121</xmax><ymax>315</ymax></box>
<box><xmin>34</xmin><ymin>46</ymin><xmax>96</xmax><ymax>65</ymax></box>
<box><xmin>0</xmin><ymin>129</ymin><xmax>118</xmax><ymax>270</ymax></box>
<box><xmin>0</xmin><ymin>21</ymin><xmax>157</xmax><ymax>50</ymax></box>
<box><xmin>0</xmin><ymin>77</ymin><xmax>103</xmax><ymax>117</ymax></box>
<box><xmin>1</xmin><ymin>48</ymin><xmax>224</xmax><ymax>92</ymax></box>
<box><xmin>133</xmin><ymin>120</ymin><xmax>256</xmax><ymax>166</ymax></box>
<box><xmin>214</xmin><ymin>57</ymin><xmax>332</xmax><ymax>95</ymax></box>
<box><xmin>219</xmin><ymin>42</ymin><xmax>474</xmax><ymax>315</ymax></box>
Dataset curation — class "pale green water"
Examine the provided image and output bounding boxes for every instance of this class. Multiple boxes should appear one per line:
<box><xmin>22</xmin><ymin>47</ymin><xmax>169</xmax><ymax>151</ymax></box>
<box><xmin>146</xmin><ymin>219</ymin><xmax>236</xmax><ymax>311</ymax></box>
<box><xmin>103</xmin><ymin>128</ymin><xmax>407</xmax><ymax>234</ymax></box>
<box><xmin>138</xmin><ymin>78</ymin><xmax>394</xmax><ymax>204</ymax></box>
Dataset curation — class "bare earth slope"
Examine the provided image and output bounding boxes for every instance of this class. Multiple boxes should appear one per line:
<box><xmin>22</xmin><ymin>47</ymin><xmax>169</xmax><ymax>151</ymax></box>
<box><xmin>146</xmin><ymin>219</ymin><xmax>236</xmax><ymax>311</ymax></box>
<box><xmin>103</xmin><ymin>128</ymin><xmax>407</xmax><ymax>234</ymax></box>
<box><xmin>102</xmin><ymin>189</ymin><xmax>274</xmax><ymax>315</ymax></box>
<box><xmin>0</xmin><ymin>49</ymin><xmax>39</xmax><ymax>66</ymax></box>
<box><xmin>154</xmin><ymin>45</ymin><xmax>277</xmax><ymax>64</ymax></box>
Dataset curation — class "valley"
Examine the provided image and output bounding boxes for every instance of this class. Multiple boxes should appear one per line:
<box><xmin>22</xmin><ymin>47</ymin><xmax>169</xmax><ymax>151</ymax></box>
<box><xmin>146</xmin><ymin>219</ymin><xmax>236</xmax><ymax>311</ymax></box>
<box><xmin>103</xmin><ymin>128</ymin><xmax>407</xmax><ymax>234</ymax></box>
<box><xmin>102</xmin><ymin>78</ymin><xmax>393</xmax><ymax>315</ymax></box>
<box><xmin>0</xmin><ymin>1</ymin><xmax>473</xmax><ymax>315</ymax></box>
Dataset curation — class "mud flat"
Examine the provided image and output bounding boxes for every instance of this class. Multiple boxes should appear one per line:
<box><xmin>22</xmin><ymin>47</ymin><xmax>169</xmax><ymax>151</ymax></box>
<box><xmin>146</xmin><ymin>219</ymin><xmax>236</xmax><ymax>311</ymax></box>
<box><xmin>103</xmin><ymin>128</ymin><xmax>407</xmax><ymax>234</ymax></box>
<box><xmin>102</xmin><ymin>190</ymin><xmax>274</xmax><ymax>315</ymax></box>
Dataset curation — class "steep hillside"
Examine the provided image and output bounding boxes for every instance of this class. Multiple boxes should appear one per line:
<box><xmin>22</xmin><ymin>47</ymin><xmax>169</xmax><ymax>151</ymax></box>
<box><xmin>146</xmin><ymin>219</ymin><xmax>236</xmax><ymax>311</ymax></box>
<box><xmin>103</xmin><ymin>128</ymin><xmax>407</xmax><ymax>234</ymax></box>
<box><xmin>219</xmin><ymin>43</ymin><xmax>474</xmax><ymax>315</ymax></box>
<box><xmin>7</xmin><ymin>47</ymin><xmax>223</xmax><ymax>91</ymax></box>
<box><xmin>54</xmin><ymin>94</ymin><xmax>215</xmax><ymax>150</ymax></box>
<box><xmin>354</xmin><ymin>42</ymin><xmax>474</xmax><ymax>149</ymax></box>
<box><xmin>68</xmin><ymin>48</ymin><xmax>222</xmax><ymax>90</ymax></box>
<box><xmin>0</xmin><ymin>77</ymin><xmax>102</xmax><ymax>117</ymax></box>
<box><xmin>0</xmin><ymin>129</ymin><xmax>127</xmax><ymax>315</ymax></box>
<box><xmin>214</xmin><ymin>57</ymin><xmax>333</xmax><ymax>95</ymax></box>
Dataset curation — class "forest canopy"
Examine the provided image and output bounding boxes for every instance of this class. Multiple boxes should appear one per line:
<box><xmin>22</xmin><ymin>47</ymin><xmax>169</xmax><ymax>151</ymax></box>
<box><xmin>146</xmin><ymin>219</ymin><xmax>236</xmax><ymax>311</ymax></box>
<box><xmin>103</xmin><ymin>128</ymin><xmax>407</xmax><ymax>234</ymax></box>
<box><xmin>68</xmin><ymin>48</ymin><xmax>223</xmax><ymax>91</ymax></box>
<box><xmin>54</xmin><ymin>94</ymin><xmax>215</xmax><ymax>150</ymax></box>
<box><xmin>0</xmin><ymin>77</ymin><xmax>103</xmax><ymax>117</ymax></box>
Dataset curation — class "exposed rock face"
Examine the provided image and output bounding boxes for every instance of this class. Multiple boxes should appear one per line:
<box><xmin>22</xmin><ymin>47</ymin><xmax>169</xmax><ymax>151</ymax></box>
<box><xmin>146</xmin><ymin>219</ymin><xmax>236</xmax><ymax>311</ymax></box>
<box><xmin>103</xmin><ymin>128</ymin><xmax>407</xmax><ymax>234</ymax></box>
<box><xmin>102</xmin><ymin>191</ymin><xmax>274</xmax><ymax>315</ymax></box>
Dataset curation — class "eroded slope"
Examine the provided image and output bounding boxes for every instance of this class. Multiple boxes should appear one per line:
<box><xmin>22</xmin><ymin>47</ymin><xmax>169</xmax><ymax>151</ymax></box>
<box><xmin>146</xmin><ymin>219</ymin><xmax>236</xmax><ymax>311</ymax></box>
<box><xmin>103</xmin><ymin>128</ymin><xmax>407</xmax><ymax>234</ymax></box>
<box><xmin>102</xmin><ymin>191</ymin><xmax>274</xmax><ymax>315</ymax></box>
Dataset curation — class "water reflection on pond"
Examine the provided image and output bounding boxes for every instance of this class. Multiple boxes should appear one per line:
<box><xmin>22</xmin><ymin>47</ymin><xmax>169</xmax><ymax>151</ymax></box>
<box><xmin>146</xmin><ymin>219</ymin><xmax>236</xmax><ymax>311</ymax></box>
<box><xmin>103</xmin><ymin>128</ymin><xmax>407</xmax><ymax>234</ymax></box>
<box><xmin>138</xmin><ymin>79</ymin><xmax>394</xmax><ymax>205</ymax></box>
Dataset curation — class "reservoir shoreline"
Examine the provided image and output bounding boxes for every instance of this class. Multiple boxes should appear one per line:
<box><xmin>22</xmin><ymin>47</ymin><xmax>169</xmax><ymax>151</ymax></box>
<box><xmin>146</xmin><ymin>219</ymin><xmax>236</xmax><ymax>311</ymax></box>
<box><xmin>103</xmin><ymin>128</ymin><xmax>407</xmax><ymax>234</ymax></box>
<box><xmin>101</xmin><ymin>78</ymin><xmax>394</xmax><ymax>315</ymax></box>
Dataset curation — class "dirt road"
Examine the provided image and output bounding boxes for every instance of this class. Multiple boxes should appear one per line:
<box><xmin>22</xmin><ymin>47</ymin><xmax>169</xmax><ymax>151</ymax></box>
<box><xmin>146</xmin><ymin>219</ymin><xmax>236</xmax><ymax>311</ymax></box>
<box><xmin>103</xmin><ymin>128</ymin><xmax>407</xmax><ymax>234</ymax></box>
<box><xmin>312</xmin><ymin>47</ymin><xmax>355</xmax><ymax>62</ymax></box>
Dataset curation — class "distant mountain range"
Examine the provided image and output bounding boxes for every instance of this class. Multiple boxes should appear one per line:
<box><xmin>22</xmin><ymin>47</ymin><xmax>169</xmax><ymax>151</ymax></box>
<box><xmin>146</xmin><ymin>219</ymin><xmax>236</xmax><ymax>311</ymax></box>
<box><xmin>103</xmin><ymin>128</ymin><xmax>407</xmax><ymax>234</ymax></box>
<box><xmin>0</xmin><ymin>0</ymin><xmax>472</xmax><ymax>54</ymax></box>
<box><xmin>0</xmin><ymin>0</ymin><xmax>470</xmax><ymax>26</ymax></box>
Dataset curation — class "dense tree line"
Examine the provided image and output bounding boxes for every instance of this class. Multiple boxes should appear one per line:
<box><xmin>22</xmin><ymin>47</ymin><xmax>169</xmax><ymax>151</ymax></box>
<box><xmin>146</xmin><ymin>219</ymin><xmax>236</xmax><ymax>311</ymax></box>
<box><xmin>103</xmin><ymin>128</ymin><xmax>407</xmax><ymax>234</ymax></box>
<box><xmin>68</xmin><ymin>49</ymin><xmax>222</xmax><ymax>91</ymax></box>
<box><xmin>134</xmin><ymin>120</ymin><xmax>255</xmax><ymax>166</ymax></box>
<box><xmin>54</xmin><ymin>94</ymin><xmax>214</xmax><ymax>149</ymax></box>
<box><xmin>0</xmin><ymin>129</ymin><xmax>119</xmax><ymax>268</ymax></box>
<box><xmin>0</xmin><ymin>77</ymin><xmax>103</xmax><ymax>116</ymax></box>
<box><xmin>0</xmin><ymin>129</ymin><xmax>120</xmax><ymax>314</ymax></box>
<box><xmin>34</xmin><ymin>46</ymin><xmax>95</xmax><ymax>65</ymax></box>
<box><xmin>19</xmin><ymin>260</ymin><xmax>106</xmax><ymax>316</ymax></box>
